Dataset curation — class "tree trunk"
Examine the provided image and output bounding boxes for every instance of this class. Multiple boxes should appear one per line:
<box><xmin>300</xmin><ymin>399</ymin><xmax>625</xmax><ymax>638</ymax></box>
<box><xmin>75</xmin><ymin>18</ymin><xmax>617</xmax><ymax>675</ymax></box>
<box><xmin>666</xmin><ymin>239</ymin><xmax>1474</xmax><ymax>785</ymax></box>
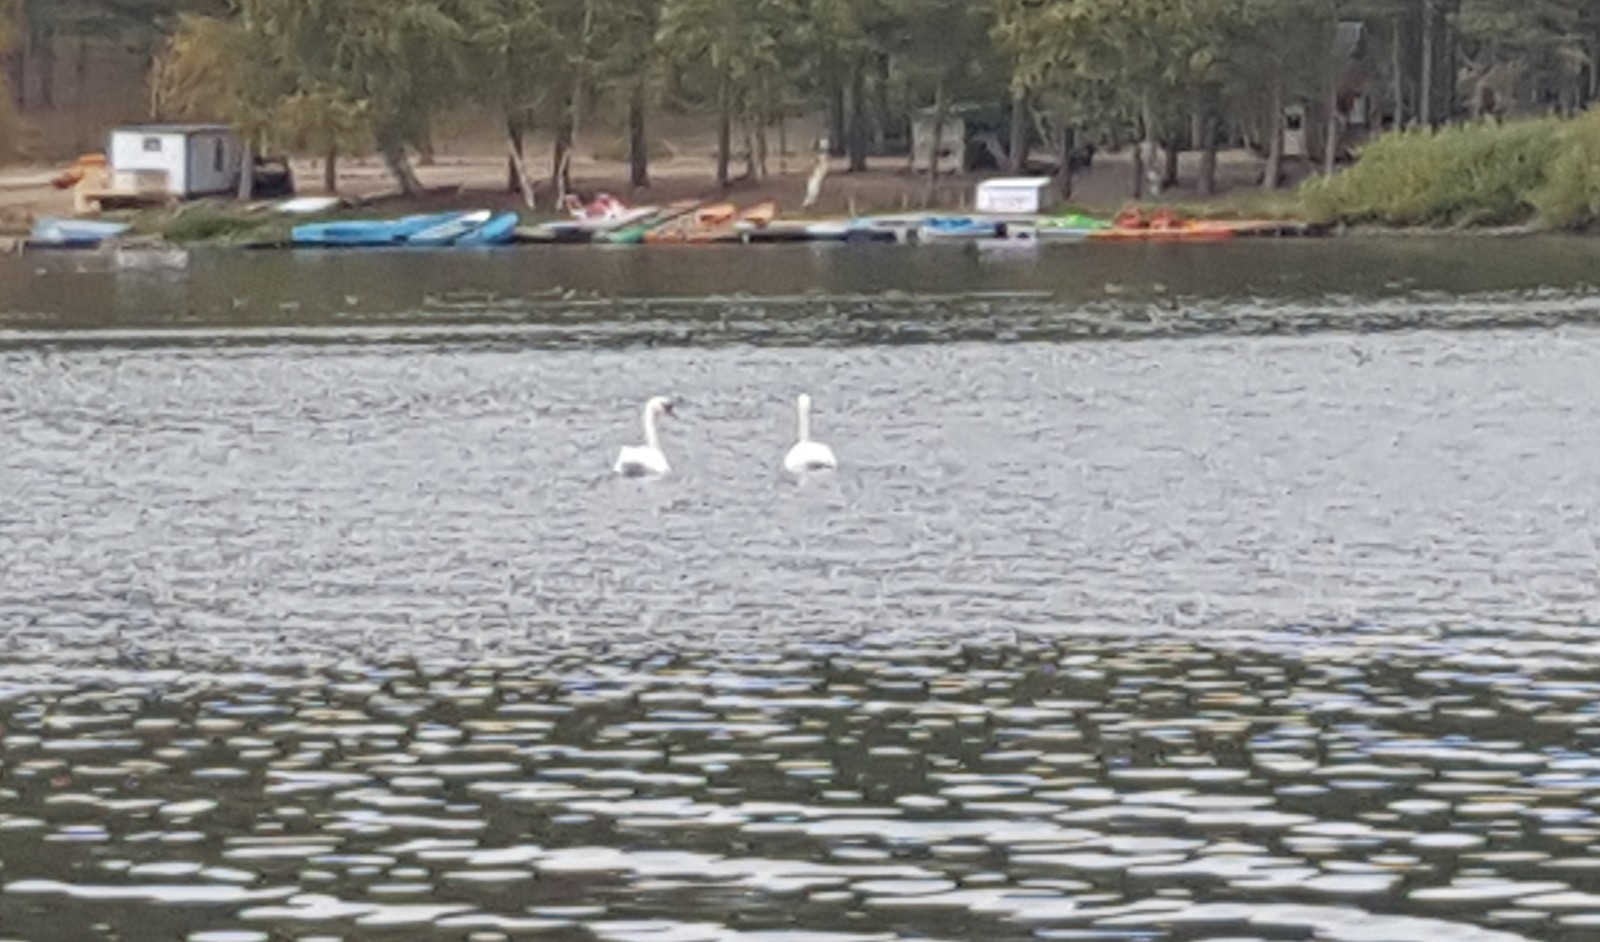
<box><xmin>35</xmin><ymin>23</ymin><xmax>53</xmax><ymax>110</ymax></box>
<box><xmin>237</xmin><ymin>140</ymin><xmax>255</xmax><ymax>201</ymax></box>
<box><xmin>382</xmin><ymin>145</ymin><xmax>423</xmax><ymax>196</ymax></box>
<box><xmin>324</xmin><ymin>148</ymin><xmax>338</xmax><ymax>194</ymax></box>
<box><xmin>1161</xmin><ymin>140</ymin><xmax>1179</xmax><ymax>189</ymax></box>
<box><xmin>743</xmin><ymin>116</ymin><xmax>757</xmax><ymax>180</ymax></box>
<box><xmin>1056</xmin><ymin>123</ymin><xmax>1075</xmax><ymax>199</ymax></box>
<box><xmin>1391</xmin><ymin>16</ymin><xmax>1405</xmax><ymax>129</ymax></box>
<box><xmin>71</xmin><ymin>34</ymin><xmax>88</xmax><ymax>152</ymax></box>
<box><xmin>872</xmin><ymin>52</ymin><xmax>892</xmax><ymax>151</ymax></box>
<box><xmin>1198</xmin><ymin>113</ymin><xmax>1218</xmax><ymax>197</ymax></box>
<box><xmin>1141</xmin><ymin>95</ymin><xmax>1161</xmax><ymax>197</ymax></box>
<box><xmin>1323</xmin><ymin>67</ymin><xmax>1341</xmax><ymax>174</ymax></box>
<box><xmin>1263</xmin><ymin>71</ymin><xmax>1284</xmax><ymax>191</ymax></box>
<box><xmin>715</xmin><ymin>72</ymin><xmax>731</xmax><ymax>188</ymax></box>
<box><xmin>553</xmin><ymin>93</ymin><xmax>574</xmax><ymax>198</ymax></box>
<box><xmin>1131</xmin><ymin>143</ymin><xmax>1144</xmax><ymax>200</ymax></box>
<box><xmin>1444</xmin><ymin>0</ymin><xmax>1458</xmax><ymax>124</ymax></box>
<box><xmin>416</xmin><ymin>128</ymin><xmax>435</xmax><ymax>166</ymax></box>
<box><xmin>922</xmin><ymin>78</ymin><xmax>948</xmax><ymax>208</ymax></box>
<box><xmin>1007</xmin><ymin>86</ymin><xmax>1029</xmax><ymax>172</ymax></box>
<box><xmin>825</xmin><ymin>66</ymin><xmax>845</xmax><ymax>156</ymax></box>
<box><xmin>755</xmin><ymin>117</ymin><xmax>769</xmax><ymax>180</ymax></box>
<box><xmin>507</xmin><ymin>121</ymin><xmax>535</xmax><ymax>208</ymax></box>
<box><xmin>1420</xmin><ymin>0</ymin><xmax>1436</xmax><ymax>127</ymax></box>
<box><xmin>847</xmin><ymin>60</ymin><xmax>868</xmax><ymax>172</ymax></box>
<box><xmin>1590</xmin><ymin>28</ymin><xmax>1600</xmax><ymax>103</ymax></box>
<box><xmin>628</xmin><ymin>82</ymin><xmax>648</xmax><ymax>187</ymax></box>
<box><xmin>6</xmin><ymin>22</ymin><xmax>26</xmax><ymax>112</ymax></box>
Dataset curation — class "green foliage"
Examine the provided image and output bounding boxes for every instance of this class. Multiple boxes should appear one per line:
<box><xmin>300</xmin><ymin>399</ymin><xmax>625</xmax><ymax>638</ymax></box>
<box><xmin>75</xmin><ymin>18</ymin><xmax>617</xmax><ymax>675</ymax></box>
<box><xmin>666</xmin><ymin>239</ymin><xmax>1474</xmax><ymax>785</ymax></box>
<box><xmin>1533</xmin><ymin>110</ymin><xmax>1600</xmax><ymax>230</ymax></box>
<box><xmin>1303</xmin><ymin>119</ymin><xmax>1562</xmax><ymax>227</ymax></box>
<box><xmin>161</xmin><ymin>204</ymin><xmax>272</xmax><ymax>243</ymax></box>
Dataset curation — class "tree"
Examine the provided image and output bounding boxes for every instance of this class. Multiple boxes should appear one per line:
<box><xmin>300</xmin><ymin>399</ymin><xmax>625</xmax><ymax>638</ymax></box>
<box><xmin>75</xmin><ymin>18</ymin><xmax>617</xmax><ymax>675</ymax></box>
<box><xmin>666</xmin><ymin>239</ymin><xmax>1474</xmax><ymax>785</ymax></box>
<box><xmin>659</xmin><ymin>0</ymin><xmax>801</xmax><ymax>188</ymax></box>
<box><xmin>470</xmin><ymin>0</ymin><xmax>551</xmax><ymax>205</ymax></box>
<box><xmin>0</xmin><ymin>0</ymin><xmax>18</xmax><ymax>157</ymax></box>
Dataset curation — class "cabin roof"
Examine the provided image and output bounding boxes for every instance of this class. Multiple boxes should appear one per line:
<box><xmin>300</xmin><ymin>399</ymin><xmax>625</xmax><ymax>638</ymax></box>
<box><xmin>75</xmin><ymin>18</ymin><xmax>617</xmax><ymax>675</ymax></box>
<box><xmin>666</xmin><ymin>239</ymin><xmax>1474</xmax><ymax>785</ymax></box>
<box><xmin>112</xmin><ymin>124</ymin><xmax>235</xmax><ymax>137</ymax></box>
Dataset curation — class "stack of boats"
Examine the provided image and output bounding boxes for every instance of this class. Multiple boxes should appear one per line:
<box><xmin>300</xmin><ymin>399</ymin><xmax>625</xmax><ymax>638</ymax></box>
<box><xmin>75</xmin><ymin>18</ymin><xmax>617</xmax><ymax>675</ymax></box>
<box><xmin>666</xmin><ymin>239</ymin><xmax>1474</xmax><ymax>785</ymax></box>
<box><xmin>515</xmin><ymin>195</ymin><xmax>1318</xmax><ymax>245</ymax></box>
<box><xmin>22</xmin><ymin>194</ymin><xmax>1318</xmax><ymax>253</ymax></box>
<box><xmin>290</xmin><ymin>209</ymin><xmax>518</xmax><ymax>248</ymax></box>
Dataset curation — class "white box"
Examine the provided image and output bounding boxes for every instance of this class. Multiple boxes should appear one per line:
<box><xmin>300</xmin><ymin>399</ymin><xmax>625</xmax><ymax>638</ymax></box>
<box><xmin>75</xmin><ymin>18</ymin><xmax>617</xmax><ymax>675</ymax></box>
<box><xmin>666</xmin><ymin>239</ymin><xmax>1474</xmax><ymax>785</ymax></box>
<box><xmin>975</xmin><ymin>177</ymin><xmax>1055</xmax><ymax>214</ymax></box>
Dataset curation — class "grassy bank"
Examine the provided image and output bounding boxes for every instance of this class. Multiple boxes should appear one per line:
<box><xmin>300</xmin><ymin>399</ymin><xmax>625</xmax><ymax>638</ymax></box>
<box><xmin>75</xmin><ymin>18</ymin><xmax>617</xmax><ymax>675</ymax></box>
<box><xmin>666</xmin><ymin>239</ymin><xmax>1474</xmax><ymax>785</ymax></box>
<box><xmin>1304</xmin><ymin>110</ymin><xmax>1600</xmax><ymax>230</ymax></box>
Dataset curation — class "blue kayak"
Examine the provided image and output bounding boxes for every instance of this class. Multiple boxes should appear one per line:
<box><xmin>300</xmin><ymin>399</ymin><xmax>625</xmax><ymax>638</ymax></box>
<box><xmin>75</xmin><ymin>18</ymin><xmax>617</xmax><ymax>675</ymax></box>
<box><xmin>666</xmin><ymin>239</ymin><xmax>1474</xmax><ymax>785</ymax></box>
<box><xmin>406</xmin><ymin>210</ymin><xmax>493</xmax><ymax>247</ymax></box>
<box><xmin>290</xmin><ymin>212</ymin><xmax>465</xmax><ymax>247</ymax></box>
<box><xmin>917</xmin><ymin>216</ymin><xmax>1001</xmax><ymax>241</ymax></box>
<box><xmin>454</xmin><ymin>212</ymin><xmax>519</xmax><ymax>247</ymax></box>
<box><xmin>30</xmin><ymin>217</ymin><xmax>130</xmax><ymax>248</ymax></box>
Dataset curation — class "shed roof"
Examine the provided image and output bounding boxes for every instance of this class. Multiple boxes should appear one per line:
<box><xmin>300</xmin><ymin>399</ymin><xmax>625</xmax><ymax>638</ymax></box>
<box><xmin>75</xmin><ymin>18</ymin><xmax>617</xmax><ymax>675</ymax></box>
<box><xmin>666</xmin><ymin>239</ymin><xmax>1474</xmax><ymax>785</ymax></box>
<box><xmin>112</xmin><ymin>124</ymin><xmax>235</xmax><ymax>136</ymax></box>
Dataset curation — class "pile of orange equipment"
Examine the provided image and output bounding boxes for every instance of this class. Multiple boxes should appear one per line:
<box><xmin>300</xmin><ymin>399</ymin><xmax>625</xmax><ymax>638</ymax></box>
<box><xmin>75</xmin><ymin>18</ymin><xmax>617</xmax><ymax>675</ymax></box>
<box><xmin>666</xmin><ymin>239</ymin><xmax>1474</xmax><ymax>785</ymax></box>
<box><xmin>51</xmin><ymin>154</ymin><xmax>106</xmax><ymax>190</ymax></box>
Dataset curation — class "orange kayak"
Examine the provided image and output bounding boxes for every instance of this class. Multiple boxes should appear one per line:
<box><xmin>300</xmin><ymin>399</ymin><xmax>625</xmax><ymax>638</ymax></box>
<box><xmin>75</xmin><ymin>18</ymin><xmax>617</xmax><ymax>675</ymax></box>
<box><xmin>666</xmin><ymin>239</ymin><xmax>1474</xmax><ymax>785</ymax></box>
<box><xmin>1089</xmin><ymin>221</ymin><xmax>1235</xmax><ymax>242</ymax></box>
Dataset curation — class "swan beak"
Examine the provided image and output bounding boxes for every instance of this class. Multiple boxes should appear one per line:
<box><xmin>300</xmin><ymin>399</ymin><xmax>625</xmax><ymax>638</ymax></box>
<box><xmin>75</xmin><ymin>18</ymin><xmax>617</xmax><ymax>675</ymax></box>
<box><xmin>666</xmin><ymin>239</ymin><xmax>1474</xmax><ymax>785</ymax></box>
<box><xmin>662</xmin><ymin>401</ymin><xmax>677</xmax><ymax>417</ymax></box>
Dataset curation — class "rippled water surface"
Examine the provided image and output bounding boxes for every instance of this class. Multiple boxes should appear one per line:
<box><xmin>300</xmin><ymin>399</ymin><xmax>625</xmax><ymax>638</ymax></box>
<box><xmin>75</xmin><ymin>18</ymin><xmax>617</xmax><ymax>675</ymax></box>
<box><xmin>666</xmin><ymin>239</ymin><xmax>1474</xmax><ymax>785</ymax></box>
<box><xmin>4</xmin><ymin>242</ymin><xmax>1600</xmax><ymax>941</ymax></box>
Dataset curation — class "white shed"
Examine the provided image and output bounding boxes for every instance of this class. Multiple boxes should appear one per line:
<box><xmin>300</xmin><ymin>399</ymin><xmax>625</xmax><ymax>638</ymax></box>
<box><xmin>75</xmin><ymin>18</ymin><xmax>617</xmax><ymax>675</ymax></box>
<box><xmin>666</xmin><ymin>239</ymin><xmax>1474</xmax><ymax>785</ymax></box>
<box><xmin>107</xmin><ymin>124</ymin><xmax>243</xmax><ymax>198</ymax></box>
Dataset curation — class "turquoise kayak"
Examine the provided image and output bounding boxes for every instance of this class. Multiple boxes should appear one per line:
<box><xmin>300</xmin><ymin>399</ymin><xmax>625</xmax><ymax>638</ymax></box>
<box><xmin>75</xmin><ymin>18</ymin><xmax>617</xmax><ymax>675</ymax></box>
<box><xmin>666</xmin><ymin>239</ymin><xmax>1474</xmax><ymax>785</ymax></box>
<box><xmin>455</xmin><ymin>212</ymin><xmax>519</xmax><ymax>246</ymax></box>
<box><xmin>291</xmin><ymin>212</ymin><xmax>465</xmax><ymax>247</ymax></box>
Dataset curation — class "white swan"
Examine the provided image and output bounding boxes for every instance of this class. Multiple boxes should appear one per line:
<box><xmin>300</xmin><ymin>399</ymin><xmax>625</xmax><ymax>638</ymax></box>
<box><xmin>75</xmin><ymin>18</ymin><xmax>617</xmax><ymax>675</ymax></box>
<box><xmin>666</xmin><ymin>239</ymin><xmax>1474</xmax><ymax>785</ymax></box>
<box><xmin>614</xmin><ymin>396</ymin><xmax>674</xmax><ymax>477</ymax></box>
<box><xmin>784</xmin><ymin>393</ymin><xmax>837</xmax><ymax>473</ymax></box>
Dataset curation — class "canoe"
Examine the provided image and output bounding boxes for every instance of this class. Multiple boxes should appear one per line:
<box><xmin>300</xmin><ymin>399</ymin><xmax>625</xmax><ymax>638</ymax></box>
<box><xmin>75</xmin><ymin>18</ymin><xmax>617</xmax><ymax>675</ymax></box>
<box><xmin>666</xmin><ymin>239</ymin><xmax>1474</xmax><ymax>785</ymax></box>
<box><xmin>455</xmin><ymin>212</ymin><xmax>519</xmax><ymax>247</ymax></box>
<box><xmin>406</xmin><ymin>210</ymin><xmax>494</xmax><ymax>247</ymax></box>
<box><xmin>291</xmin><ymin>212</ymin><xmax>464</xmax><ymax>247</ymax></box>
<box><xmin>29</xmin><ymin>217</ymin><xmax>130</xmax><ymax>248</ymax></box>
<box><xmin>642</xmin><ymin>202</ymin><xmax>740</xmax><ymax>243</ymax></box>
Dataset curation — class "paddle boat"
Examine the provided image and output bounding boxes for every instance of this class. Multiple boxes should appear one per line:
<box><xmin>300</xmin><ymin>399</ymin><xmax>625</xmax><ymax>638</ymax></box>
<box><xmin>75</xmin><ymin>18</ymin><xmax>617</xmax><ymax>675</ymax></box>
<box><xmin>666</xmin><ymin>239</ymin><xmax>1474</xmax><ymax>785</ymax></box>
<box><xmin>534</xmin><ymin>193</ymin><xmax>659</xmax><ymax>241</ymax></box>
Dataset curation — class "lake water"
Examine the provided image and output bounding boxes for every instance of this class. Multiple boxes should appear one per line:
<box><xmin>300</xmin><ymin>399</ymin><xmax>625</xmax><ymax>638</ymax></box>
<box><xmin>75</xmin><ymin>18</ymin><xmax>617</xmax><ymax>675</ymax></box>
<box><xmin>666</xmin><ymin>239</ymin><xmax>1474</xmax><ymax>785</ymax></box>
<box><xmin>3</xmin><ymin>239</ymin><xmax>1600</xmax><ymax>942</ymax></box>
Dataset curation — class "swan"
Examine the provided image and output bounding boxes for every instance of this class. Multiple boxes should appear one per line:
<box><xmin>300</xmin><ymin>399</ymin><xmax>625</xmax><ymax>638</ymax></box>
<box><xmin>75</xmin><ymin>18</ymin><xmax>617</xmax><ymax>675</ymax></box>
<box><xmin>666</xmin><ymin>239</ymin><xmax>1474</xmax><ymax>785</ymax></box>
<box><xmin>784</xmin><ymin>393</ymin><xmax>837</xmax><ymax>473</ymax></box>
<box><xmin>614</xmin><ymin>396</ymin><xmax>674</xmax><ymax>477</ymax></box>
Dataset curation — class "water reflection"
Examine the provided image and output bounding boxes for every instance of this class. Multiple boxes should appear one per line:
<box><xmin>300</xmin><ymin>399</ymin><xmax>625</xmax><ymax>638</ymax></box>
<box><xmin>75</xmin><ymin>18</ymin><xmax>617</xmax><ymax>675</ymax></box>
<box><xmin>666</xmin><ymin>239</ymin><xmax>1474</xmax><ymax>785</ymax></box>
<box><xmin>3</xmin><ymin>639</ymin><xmax>1599</xmax><ymax>941</ymax></box>
<box><xmin>4</xmin><ymin>253</ymin><xmax>1600</xmax><ymax>939</ymax></box>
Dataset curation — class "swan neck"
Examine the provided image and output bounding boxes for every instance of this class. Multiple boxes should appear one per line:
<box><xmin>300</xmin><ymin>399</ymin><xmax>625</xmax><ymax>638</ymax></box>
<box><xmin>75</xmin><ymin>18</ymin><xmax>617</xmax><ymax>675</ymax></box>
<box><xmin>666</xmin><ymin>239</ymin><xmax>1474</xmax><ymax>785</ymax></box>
<box><xmin>643</xmin><ymin>404</ymin><xmax>662</xmax><ymax>450</ymax></box>
<box><xmin>797</xmin><ymin>398</ymin><xmax>812</xmax><ymax>442</ymax></box>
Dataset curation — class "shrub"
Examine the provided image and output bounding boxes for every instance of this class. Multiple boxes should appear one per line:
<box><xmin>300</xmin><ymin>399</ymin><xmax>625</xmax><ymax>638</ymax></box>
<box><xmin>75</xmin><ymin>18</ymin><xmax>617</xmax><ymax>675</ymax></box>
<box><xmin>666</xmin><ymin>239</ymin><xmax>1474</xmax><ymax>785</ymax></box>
<box><xmin>1302</xmin><ymin>118</ymin><xmax>1561</xmax><ymax>227</ymax></box>
<box><xmin>162</xmin><ymin>205</ymin><xmax>268</xmax><ymax>244</ymax></box>
<box><xmin>1533</xmin><ymin>109</ymin><xmax>1600</xmax><ymax>231</ymax></box>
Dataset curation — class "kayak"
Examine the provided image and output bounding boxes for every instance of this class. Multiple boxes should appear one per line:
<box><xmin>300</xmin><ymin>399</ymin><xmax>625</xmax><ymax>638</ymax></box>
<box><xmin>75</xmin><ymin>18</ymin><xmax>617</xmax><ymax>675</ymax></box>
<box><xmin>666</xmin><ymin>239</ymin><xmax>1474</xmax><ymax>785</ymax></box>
<box><xmin>1036</xmin><ymin>213</ymin><xmax>1111</xmax><ymax>240</ymax></box>
<box><xmin>917</xmin><ymin>216</ymin><xmax>1002</xmax><ymax>242</ymax></box>
<box><xmin>1089</xmin><ymin>221</ymin><xmax>1235</xmax><ymax>242</ymax></box>
<box><xmin>291</xmin><ymin>212</ymin><xmax>464</xmax><ymax>247</ymax></box>
<box><xmin>29</xmin><ymin>217</ymin><xmax>130</xmax><ymax>248</ymax></box>
<box><xmin>455</xmin><ymin>212</ymin><xmax>519</xmax><ymax>246</ymax></box>
<box><xmin>407</xmin><ymin>210</ymin><xmax>494</xmax><ymax>246</ymax></box>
